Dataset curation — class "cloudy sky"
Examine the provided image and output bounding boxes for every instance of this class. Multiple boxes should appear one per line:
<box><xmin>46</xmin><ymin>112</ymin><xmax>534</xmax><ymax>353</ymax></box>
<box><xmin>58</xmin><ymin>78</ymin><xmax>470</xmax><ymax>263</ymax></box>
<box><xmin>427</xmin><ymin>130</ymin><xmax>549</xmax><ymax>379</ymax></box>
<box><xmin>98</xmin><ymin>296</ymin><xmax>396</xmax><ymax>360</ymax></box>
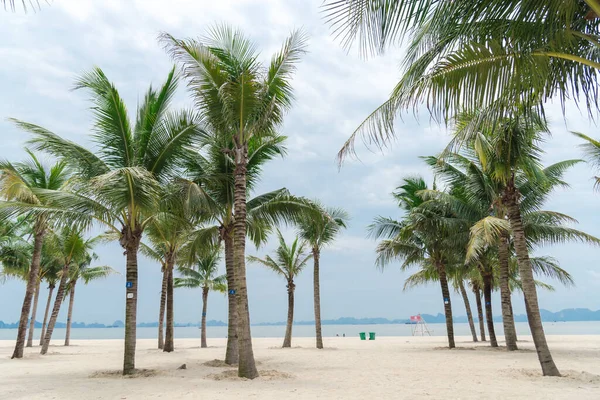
<box><xmin>1</xmin><ymin>0</ymin><xmax>598</xmax><ymax>327</ymax></box>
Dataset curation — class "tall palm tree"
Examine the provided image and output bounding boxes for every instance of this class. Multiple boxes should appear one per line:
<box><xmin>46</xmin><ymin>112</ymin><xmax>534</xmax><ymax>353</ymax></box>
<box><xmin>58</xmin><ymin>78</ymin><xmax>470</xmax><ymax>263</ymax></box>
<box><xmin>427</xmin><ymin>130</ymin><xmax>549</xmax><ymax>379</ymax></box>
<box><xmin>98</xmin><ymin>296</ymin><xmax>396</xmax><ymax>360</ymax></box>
<box><xmin>369</xmin><ymin>177</ymin><xmax>465</xmax><ymax>348</ymax></box>
<box><xmin>39</xmin><ymin>227</ymin><xmax>102</xmax><ymax>354</ymax></box>
<box><xmin>161</xmin><ymin>25</ymin><xmax>306</xmax><ymax>379</ymax></box>
<box><xmin>10</xmin><ymin>67</ymin><xmax>204</xmax><ymax>374</ymax></box>
<box><xmin>38</xmin><ymin>248</ymin><xmax>61</xmax><ymax>346</ymax></box>
<box><xmin>180</xmin><ymin>132</ymin><xmax>313</xmax><ymax>364</ymax></box>
<box><xmin>64</xmin><ymin>254</ymin><xmax>116</xmax><ymax>346</ymax></box>
<box><xmin>175</xmin><ymin>247</ymin><xmax>227</xmax><ymax>348</ymax></box>
<box><xmin>325</xmin><ymin>0</ymin><xmax>600</xmax><ymax>161</ymax></box>
<box><xmin>248</xmin><ymin>231</ymin><xmax>312</xmax><ymax>348</ymax></box>
<box><xmin>162</xmin><ymin>25</ymin><xmax>307</xmax><ymax>379</ymax></box>
<box><xmin>0</xmin><ymin>151</ymin><xmax>69</xmax><ymax>359</ymax></box>
<box><xmin>297</xmin><ymin>204</ymin><xmax>348</xmax><ymax>349</ymax></box>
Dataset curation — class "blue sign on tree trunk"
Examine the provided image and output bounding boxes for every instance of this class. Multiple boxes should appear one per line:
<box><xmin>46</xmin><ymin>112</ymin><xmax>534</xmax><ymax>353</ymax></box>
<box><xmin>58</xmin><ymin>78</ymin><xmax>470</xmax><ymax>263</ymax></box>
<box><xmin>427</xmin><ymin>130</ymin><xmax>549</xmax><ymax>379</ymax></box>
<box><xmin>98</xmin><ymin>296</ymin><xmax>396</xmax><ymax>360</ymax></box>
<box><xmin>126</xmin><ymin>281</ymin><xmax>133</xmax><ymax>288</ymax></box>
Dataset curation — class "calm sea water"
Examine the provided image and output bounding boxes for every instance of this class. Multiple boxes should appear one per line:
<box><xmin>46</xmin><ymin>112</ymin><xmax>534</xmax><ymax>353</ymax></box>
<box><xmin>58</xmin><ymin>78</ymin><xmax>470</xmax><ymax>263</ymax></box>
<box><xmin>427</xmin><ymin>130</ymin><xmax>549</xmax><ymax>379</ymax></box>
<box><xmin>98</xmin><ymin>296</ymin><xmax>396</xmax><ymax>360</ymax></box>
<box><xmin>1</xmin><ymin>321</ymin><xmax>599</xmax><ymax>341</ymax></box>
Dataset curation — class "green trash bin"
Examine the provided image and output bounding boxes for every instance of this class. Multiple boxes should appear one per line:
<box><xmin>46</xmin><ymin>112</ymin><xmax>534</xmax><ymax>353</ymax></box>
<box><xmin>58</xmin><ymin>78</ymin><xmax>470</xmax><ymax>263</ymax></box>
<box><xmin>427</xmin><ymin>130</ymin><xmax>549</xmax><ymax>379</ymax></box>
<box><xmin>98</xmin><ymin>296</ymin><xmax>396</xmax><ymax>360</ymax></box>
<box><xmin>369</xmin><ymin>332</ymin><xmax>376</xmax><ymax>340</ymax></box>
<box><xmin>359</xmin><ymin>332</ymin><xmax>366</xmax><ymax>340</ymax></box>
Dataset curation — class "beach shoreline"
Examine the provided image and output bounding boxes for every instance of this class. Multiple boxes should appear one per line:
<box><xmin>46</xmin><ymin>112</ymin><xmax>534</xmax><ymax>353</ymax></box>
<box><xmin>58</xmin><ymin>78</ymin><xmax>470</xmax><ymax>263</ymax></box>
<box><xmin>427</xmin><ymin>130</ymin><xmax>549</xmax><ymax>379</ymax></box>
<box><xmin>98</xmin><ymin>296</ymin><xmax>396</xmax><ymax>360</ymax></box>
<box><xmin>1</xmin><ymin>335</ymin><xmax>599</xmax><ymax>399</ymax></box>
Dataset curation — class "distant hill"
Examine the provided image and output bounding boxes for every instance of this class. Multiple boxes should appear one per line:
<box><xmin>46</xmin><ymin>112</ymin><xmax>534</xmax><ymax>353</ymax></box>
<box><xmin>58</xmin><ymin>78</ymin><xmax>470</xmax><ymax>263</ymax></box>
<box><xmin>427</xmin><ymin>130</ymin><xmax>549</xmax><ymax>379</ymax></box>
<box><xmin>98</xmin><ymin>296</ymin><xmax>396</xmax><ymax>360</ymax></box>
<box><xmin>1</xmin><ymin>308</ymin><xmax>599</xmax><ymax>329</ymax></box>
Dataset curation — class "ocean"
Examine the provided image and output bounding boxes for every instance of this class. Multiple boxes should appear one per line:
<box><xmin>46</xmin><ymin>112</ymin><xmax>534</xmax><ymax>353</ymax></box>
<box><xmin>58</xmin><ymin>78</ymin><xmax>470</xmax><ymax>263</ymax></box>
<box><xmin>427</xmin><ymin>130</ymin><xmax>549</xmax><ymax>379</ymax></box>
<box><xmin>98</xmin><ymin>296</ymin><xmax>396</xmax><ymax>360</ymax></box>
<box><xmin>1</xmin><ymin>321</ymin><xmax>599</xmax><ymax>341</ymax></box>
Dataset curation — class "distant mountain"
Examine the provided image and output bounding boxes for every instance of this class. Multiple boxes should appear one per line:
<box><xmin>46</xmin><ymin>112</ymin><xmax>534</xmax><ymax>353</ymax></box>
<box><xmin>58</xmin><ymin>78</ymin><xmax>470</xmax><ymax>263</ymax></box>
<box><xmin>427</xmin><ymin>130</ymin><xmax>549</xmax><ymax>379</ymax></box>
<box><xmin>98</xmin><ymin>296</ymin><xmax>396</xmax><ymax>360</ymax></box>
<box><xmin>1</xmin><ymin>308</ymin><xmax>599</xmax><ymax>329</ymax></box>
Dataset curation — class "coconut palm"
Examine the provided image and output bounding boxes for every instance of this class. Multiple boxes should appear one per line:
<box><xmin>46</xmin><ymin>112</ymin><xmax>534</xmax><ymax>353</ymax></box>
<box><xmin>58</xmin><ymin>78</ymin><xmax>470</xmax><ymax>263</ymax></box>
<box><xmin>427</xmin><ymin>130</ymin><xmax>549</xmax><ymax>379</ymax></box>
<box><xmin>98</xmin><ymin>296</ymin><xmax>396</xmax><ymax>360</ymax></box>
<box><xmin>0</xmin><ymin>151</ymin><xmax>69</xmax><ymax>359</ymax></box>
<box><xmin>179</xmin><ymin>132</ymin><xmax>306</xmax><ymax>364</ymax></box>
<box><xmin>9</xmin><ymin>67</ymin><xmax>205</xmax><ymax>374</ymax></box>
<box><xmin>162</xmin><ymin>25</ymin><xmax>307</xmax><ymax>379</ymax></box>
<box><xmin>248</xmin><ymin>231</ymin><xmax>312</xmax><ymax>348</ymax></box>
<box><xmin>141</xmin><ymin>192</ymin><xmax>200</xmax><ymax>353</ymax></box>
<box><xmin>325</xmin><ymin>0</ymin><xmax>600</xmax><ymax>162</ymax></box>
<box><xmin>573</xmin><ymin>132</ymin><xmax>600</xmax><ymax>190</ymax></box>
<box><xmin>39</xmin><ymin>227</ymin><xmax>103</xmax><ymax>354</ymax></box>
<box><xmin>297</xmin><ymin>204</ymin><xmax>348</xmax><ymax>349</ymax></box>
<box><xmin>174</xmin><ymin>247</ymin><xmax>226</xmax><ymax>348</ymax></box>
<box><xmin>38</xmin><ymin>248</ymin><xmax>62</xmax><ymax>346</ymax></box>
<box><xmin>64</xmin><ymin>254</ymin><xmax>116</xmax><ymax>346</ymax></box>
<box><xmin>369</xmin><ymin>177</ymin><xmax>466</xmax><ymax>348</ymax></box>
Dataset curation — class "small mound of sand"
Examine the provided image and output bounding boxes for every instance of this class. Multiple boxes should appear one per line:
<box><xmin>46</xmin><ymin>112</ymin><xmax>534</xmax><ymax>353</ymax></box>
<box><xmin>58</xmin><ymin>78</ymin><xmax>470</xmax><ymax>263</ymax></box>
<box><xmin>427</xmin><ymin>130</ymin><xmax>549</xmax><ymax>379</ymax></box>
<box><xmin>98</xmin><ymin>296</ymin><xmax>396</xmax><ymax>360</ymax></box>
<box><xmin>434</xmin><ymin>346</ymin><xmax>476</xmax><ymax>351</ymax></box>
<box><xmin>505</xmin><ymin>368</ymin><xmax>600</xmax><ymax>383</ymax></box>
<box><xmin>203</xmin><ymin>359</ymin><xmax>236</xmax><ymax>368</ymax></box>
<box><xmin>207</xmin><ymin>369</ymin><xmax>293</xmax><ymax>381</ymax></box>
<box><xmin>90</xmin><ymin>369</ymin><xmax>159</xmax><ymax>379</ymax></box>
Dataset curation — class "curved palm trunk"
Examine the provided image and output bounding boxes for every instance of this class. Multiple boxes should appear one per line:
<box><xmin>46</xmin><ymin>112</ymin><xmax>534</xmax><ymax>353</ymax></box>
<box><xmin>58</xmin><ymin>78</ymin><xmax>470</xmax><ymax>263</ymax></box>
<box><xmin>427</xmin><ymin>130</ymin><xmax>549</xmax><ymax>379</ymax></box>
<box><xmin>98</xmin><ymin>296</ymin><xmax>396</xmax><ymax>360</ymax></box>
<box><xmin>437</xmin><ymin>261</ymin><xmax>455</xmax><ymax>348</ymax></box>
<box><xmin>223</xmin><ymin>233</ymin><xmax>238</xmax><ymax>364</ymax></box>
<box><xmin>233</xmin><ymin>145</ymin><xmax>258</xmax><ymax>379</ymax></box>
<box><xmin>313</xmin><ymin>247</ymin><xmax>323</xmax><ymax>349</ymax></box>
<box><xmin>482</xmin><ymin>272</ymin><xmax>498</xmax><ymax>348</ymax></box>
<box><xmin>498</xmin><ymin>235</ymin><xmax>518</xmax><ymax>350</ymax></box>
<box><xmin>459</xmin><ymin>280</ymin><xmax>477</xmax><ymax>342</ymax></box>
<box><xmin>122</xmin><ymin>231</ymin><xmax>142</xmax><ymax>375</ymax></box>
<box><xmin>201</xmin><ymin>286</ymin><xmax>208</xmax><ymax>348</ymax></box>
<box><xmin>474</xmin><ymin>286</ymin><xmax>486</xmax><ymax>341</ymax></box>
<box><xmin>41</xmin><ymin>264</ymin><xmax>69</xmax><ymax>355</ymax></box>
<box><xmin>12</xmin><ymin>228</ymin><xmax>45</xmax><ymax>359</ymax></box>
<box><xmin>40</xmin><ymin>284</ymin><xmax>54</xmax><ymax>346</ymax></box>
<box><xmin>64</xmin><ymin>281</ymin><xmax>76</xmax><ymax>346</ymax></box>
<box><xmin>163</xmin><ymin>257</ymin><xmax>175</xmax><ymax>353</ymax></box>
<box><xmin>505</xmin><ymin>187</ymin><xmax>560</xmax><ymax>376</ymax></box>
<box><xmin>283</xmin><ymin>280</ymin><xmax>295</xmax><ymax>348</ymax></box>
<box><xmin>158</xmin><ymin>268</ymin><xmax>167</xmax><ymax>350</ymax></box>
<box><xmin>26</xmin><ymin>279</ymin><xmax>41</xmax><ymax>347</ymax></box>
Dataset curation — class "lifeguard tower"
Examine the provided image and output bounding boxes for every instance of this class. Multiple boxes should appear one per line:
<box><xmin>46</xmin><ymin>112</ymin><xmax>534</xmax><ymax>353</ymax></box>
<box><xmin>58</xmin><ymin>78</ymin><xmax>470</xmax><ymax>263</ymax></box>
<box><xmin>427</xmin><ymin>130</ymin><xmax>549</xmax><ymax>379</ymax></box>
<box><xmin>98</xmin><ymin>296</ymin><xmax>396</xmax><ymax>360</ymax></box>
<box><xmin>410</xmin><ymin>314</ymin><xmax>432</xmax><ymax>336</ymax></box>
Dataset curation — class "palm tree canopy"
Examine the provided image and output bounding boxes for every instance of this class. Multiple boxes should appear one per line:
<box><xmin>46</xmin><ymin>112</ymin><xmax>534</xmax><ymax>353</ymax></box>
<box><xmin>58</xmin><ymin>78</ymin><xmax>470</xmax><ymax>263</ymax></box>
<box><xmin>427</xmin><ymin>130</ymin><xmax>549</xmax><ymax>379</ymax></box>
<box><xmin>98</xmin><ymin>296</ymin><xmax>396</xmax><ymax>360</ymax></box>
<box><xmin>573</xmin><ymin>131</ymin><xmax>600</xmax><ymax>190</ymax></box>
<box><xmin>297</xmin><ymin>202</ymin><xmax>349</xmax><ymax>251</ymax></box>
<box><xmin>174</xmin><ymin>246</ymin><xmax>227</xmax><ymax>292</ymax></box>
<box><xmin>325</xmin><ymin>0</ymin><xmax>600</xmax><ymax>162</ymax></box>
<box><xmin>247</xmin><ymin>230</ymin><xmax>312</xmax><ymax>281</ymax></box>
<box><xmin>161</xmin><ymin>24</ymin><xmax>308</xmax><ymax>146</ymax></box>
<box><xmin>6</xmin><ymin>68</ymin><xmax>206</xmax><ymax>237</ymax></box>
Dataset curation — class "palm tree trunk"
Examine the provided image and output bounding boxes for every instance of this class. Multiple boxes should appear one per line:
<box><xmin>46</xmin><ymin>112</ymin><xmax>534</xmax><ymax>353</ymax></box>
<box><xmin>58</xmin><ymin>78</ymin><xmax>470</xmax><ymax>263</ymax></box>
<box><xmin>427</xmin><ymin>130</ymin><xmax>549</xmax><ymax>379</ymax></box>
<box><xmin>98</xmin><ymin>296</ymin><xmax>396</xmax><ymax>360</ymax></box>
<box><xmin>505</xmin><ymin>187</ymin><xmax>560</xmax><ymax>376</ymax></box>
<box><xmin>122</xmin><ymin>231</ymin><xmax>142</xmax><ymax>375</ymax></box>
<box><xmin>40</xmin><ymin>284</ymin><xmax>54</xmax><ymax>346</ymax></box>
<box><xmin>201</xmin><ymin>286</ymin><xmax>208</xmax><ymax>348</ymax></box>
<box><xmin>12</xmin><ymin>227</ymin><xmax>45</xmax><ymax>359</ymax></box>
<box><xmin>283</xmin><ymin>280</ymin><xmax>295</xmax><ymax>348</ymax></box>
<box><xmin>223</xmin><ymin>232</ymin><xmax>238</xmax><ymax>364</ymax></box>
<box><xmin>26</xmin><ymin>279</ymin><xmax>41</xmax><ymax>347</ymax></box>
<box><xmin>498</xmin><ymin>235</ymin><xmax>518</xmax><ymax>350</ymax></box>
<box><xmin>437</xmin><ymin>261</ymin><xmax>455</xmax><ymax>348</ymax></box>
<box><xmin>158</xmin><ymin>267</ymin><xmax>167</xmax><ymax>350</ymax></box>
<box><xmin>313</xmin><ymin>247</ymin><xmax>323</xmax><ymax>349</ymax></box>
<box><xmin>233</xmin><ymin>145</ymin><xmax>258</xmax><ymax>379</ymax></box>
<box><xmin>163</xmin><ymin>256</ymin><xmax>175</xmax><ymax>353</ymax></box>
<box><xmin>474</xmin><ymin>285</ymin><xmax>486</xmax><ymax>341</ymax></box>
<box><xmin>64</xmin><ymin>281</ymin><xmax>76</xmax><ymax>346</ymax></box>
<box><xmin>482</xmin><ymin>272</ymin><xmax>498</xmax><ymax>347</ymax></box>
<box><xmin>41</xmin><ymin>264</ymin><xmax>69</xmax><ymax>355</ymax></box>
<box><xmin>458</xmin><ymin>280</ymin><xmax>477</xmax><ymax>342</ymax></box>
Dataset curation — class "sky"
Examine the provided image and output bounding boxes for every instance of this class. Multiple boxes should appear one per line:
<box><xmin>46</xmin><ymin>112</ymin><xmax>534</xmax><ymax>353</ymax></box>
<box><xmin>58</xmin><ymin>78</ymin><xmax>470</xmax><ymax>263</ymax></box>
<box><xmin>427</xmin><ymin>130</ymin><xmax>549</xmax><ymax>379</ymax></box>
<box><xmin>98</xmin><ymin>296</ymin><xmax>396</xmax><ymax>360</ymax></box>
<box><xmin>0</xmin><ymin>0</ymin><xmax>599</xmax><ymax>326</ymax></box>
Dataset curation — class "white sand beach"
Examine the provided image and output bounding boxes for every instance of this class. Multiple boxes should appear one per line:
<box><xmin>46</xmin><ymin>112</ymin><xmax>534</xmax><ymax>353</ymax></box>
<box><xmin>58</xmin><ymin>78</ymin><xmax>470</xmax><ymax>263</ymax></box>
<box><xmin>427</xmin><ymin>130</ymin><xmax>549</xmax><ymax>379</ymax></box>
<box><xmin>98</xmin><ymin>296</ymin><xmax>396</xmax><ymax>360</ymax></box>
<box><xmin>1</xmin><ymin>335</ymin><xmax>599</xmax><ymax>399</ymax></box>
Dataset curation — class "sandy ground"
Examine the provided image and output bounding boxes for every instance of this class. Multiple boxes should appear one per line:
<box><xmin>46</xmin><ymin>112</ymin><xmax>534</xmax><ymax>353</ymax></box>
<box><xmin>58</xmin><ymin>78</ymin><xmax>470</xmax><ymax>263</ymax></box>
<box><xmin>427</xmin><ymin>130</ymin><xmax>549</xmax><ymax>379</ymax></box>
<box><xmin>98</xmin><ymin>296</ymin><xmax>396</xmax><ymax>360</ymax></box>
<box><xmin>1</xmin><ymin>335</ymin><xmax>599</xmax><ymax>399</ymax></box>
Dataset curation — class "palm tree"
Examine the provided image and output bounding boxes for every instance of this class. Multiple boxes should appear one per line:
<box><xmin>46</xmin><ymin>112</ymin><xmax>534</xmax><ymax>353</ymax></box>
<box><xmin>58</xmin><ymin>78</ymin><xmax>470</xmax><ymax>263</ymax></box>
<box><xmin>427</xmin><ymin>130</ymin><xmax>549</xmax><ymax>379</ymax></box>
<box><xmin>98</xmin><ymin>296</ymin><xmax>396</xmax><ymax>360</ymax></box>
<box><xmin>325</xmin><ymin>1</ymin><xmax>600</xmax><ymax>161</ymax></box>
<box><xmin>38</xmin><ymin>248</ymin><xmax>61</xmax><ymax>346</ymax></box>
<box><xmin>162</xmin><ymin>25</ymin><xmax>307</xmax><ymax>379</ymax></box>
<box><xmin>64</xmin><ymin>254</ymin><xmax>116</xmax><ymax>346</ymax></box>
<box><xmin>40</xmin><ymin>227</ymin><xmax>103</xmax><ymax>354</ymax></box>
<box><xmin>0</xmin><ymin>150</ymin><xmax>69</xmax><ymax>359</ymax></box>
<box><xmin>369</xmin><ymin>177</ymin><xmax>465</xmax><ymax>348</ymax></box>
<box><xmin>248</xmin><ymin>231</ymin><xmax>312</xmax><ymax>348</ymax></box>
<box><xmin>297</xmin><ymin>204</ymin><xmax>348</xmax><ymax>349</ymax></box>
<box><xmin>10</xmin><ymin>67</ymin><xmax>204</xmax><ymax>374</ymax></box>
<box><xmin>141</xmin><ymin>193</ymin><xmax>200</xmax><ymax>353</ymax></box>
<box><xmin>180</xmin><ymin>132</ymin><xmax>313</xmax><ymax>364</ymax></box>
<box><xmin>175</xmin><ymin>247</ymin><xmax>226</xmax><ymax>348</ymax></box>
<box><xmin>573</xmin><ymin>132</ymin><xmax>600</xmax><ymax>190</ymax></box>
